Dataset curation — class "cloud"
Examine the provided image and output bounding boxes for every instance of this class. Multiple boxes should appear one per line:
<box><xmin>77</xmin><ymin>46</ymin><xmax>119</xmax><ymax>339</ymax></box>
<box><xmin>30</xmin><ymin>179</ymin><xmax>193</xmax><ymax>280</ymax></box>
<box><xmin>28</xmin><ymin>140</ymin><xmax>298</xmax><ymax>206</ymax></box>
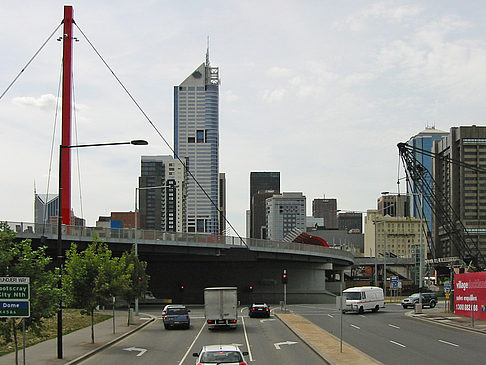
<box><xmin>266</xmin><ymin>67</ymin><xmax>293</xmax><ymax>78</ymax></box>
<box><xmin>222</xmin><ymin>90</ymin><xmax>239</xmax><ymax>103</ymax></box>
<box><xmin>12</xmin><ymin>94</ymin><xmax>58</xmax><ymax>111</ymax></box>
<box><xmin>261</xmin><ymin>88</ymin><xmax>287</xmax><ymax>103</ymax></box>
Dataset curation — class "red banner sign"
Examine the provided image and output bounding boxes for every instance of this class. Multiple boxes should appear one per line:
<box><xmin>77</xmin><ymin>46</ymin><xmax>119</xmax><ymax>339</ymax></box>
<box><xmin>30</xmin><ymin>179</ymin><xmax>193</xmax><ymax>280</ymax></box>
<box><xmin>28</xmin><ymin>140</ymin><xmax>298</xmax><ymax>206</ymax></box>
<box><xmin>454</xmin><ymin>272</ymin><xmax>486</xmax><ymax>320</ymax></box>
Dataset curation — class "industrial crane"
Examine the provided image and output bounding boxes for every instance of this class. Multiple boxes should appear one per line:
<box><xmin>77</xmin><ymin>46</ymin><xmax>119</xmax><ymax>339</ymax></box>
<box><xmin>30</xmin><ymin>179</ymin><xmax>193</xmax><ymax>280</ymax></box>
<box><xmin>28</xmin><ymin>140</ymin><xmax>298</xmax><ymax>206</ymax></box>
<box><xmin>397</xmin><ymin>142</ymin><xmax>486</xmax><ymax>271</ymax></box>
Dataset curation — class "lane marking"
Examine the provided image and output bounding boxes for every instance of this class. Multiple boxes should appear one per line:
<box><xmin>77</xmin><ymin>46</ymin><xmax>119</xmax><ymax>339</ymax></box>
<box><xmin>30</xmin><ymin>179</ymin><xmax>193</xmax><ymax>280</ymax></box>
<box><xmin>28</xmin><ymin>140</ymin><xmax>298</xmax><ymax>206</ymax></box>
<box><xmin>327</xmin><ymin>314</ymin><xmax>334</xmax><ymax>318</ymax></box>
<box><xmin>359</xmin><ymin>315</ymin><xmax>366</xmax><ymax>318</ymax></box>
<box><xmin>274</xmin><ymin>341</ymin><xmax>298</xmax><ymax>350</ymax></box>
<box><xmin>439</xmin><ymin>339</ymin><xmax>459</xmax><ymax>347</ymax></box>
<box><xmin>241</xmin><ymin>316</ymin><xmax>254</xmax><ymax>362</ymax></box>
<box><xmin>177</xmin><ymin>321</ymin><xmax>206</xmax><ymax>365</ymax></box>
<box><xmin>350</xmin><ymin>324</ymin><xmax>360</xmax><ymax>330</ymax></box>
<box><xmin>388</xmin><ymin>324</ymin><xmax>400</xmax><ymax>329</ymax></box>
<box><xmin>390</xmin><ymin>340</ymin><xmax>406</xmax><ymax>348</ymax></box>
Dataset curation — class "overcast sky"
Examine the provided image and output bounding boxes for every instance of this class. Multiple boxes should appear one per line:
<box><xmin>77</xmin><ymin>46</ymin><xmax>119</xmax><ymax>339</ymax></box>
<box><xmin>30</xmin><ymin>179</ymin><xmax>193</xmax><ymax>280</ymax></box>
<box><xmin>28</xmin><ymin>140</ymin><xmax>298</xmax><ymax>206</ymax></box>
<box><xmin>1</xmin><ymin>1</ymin><xmax>485</xmax><ymax>236</ymax></box>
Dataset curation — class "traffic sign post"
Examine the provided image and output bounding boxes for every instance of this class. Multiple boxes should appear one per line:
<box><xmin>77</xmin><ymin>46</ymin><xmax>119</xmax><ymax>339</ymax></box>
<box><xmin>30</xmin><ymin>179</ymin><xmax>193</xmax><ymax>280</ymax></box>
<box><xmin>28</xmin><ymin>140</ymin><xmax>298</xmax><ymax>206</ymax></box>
<box><xmin>0</xmin><ymin>277</ymin><xmax>30</xmax><ymax>318</ymax></box>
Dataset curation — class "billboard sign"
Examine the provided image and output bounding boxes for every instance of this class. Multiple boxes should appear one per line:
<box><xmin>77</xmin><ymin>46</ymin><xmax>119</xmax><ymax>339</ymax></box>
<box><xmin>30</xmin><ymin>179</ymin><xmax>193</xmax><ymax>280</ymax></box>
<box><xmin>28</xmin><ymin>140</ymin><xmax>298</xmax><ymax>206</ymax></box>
<box><xmin>454</xmin><ymin>272</ymin><xmax>486</xmax><ymax>320</ymax></box>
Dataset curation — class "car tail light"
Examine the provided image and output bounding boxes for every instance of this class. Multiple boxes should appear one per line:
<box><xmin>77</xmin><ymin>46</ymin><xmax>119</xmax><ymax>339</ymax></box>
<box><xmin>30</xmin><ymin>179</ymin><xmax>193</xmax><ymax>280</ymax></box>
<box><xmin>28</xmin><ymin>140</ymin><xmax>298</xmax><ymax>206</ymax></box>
<box><xmin>207</xmin><ymin>320</ymin><xmax>215</xmax><ymax>324</ymax></box>
<box><xmin>229</xmin><ymin>319</ymin><xmax>237</xmax><ymax>323</ymax></box>
<box><xmin>265</xmin><ymin>307</ymin><xmax>269</xmax><ymax>311</ymax></box>
<box><xmin>240</xmin><ymin>362</ymin><xmax>247</xmax><ymax>365</ymax></box>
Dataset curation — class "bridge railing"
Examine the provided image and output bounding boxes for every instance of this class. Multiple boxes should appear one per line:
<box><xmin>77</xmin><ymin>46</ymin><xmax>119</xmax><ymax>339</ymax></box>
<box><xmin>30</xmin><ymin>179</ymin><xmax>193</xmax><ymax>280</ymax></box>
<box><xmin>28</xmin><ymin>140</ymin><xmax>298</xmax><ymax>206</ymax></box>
<box><xmin>4</xmin><ymin>221</ymin><xmax>354</xmax><ymax>260</ymax></box>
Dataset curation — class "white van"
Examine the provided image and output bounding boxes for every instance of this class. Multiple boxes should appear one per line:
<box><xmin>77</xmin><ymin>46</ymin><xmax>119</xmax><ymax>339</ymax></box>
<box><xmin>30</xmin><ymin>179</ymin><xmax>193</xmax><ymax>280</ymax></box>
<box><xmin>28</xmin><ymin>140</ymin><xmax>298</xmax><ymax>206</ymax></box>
<box><xmin>342</xmin><ymin>286</ymin><xmax>384</xmax><ymax>314</ymax></box>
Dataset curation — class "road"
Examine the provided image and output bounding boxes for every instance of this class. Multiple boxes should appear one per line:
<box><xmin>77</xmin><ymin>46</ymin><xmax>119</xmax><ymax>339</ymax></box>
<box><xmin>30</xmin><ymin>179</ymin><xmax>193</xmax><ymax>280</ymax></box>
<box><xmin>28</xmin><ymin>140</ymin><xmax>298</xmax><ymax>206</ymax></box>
<box><xmin>78</xmin><ymin>305</ymin><xmax>326</xmax><ymax>364</ymax></box>
<box><xmin>288</xmin><ymin>302</ymin><xmax>486</xmax><ymax>365</ymax></box>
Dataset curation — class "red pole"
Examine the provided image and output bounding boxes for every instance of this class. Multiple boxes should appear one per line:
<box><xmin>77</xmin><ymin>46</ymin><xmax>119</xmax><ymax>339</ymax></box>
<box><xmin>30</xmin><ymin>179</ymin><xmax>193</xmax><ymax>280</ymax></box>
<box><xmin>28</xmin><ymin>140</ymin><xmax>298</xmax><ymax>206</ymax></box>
<box><xmin>61</xmin><ymin>6</ymin><xmax>73</xmax><ymax>226</ymax></box>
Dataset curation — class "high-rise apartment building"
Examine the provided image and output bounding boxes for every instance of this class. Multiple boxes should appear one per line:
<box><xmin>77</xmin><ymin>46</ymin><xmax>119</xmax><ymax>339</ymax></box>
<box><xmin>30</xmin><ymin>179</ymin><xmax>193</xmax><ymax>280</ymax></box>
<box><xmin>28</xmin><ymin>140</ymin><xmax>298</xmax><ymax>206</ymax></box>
<box><xmin>312</xmin><ymin>197</ymin><xmax>338</xmax><ymax>229</ymax></box>
<box><xmin>432</xmin><ymin>126</ymin><xmax>486</xmax><ymax>261</ymax></box>
<box><xmin>139</xmin><ymin>155</ymin><xmax>185</xmax><ymax>232</ymax></box>
<box><xmin>174</xmin><ymin>54</ymin><xmax>220</xmax><ymax>233</ymax></box>
<box><xmin>406</xmin><ymin>126</ymin><xmax>448</xmax><ymax>230</ymax></box>
<box><xmin>249</xmin><ymin>172</ymin><xmax>280</xmax><ymax>238</ymax></box>
<box><xmin>266</xmin><ymin>192</ymin><xmax>306</xmax><ymax>241</ymax></box>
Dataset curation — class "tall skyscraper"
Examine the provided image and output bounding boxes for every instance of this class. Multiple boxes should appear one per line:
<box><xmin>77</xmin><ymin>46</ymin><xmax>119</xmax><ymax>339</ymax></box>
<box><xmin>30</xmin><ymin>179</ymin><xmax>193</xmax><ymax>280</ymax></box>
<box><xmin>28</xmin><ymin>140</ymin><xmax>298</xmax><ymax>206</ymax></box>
<box><xmin>432</xmin><ymin>126</ymin><xmax>486</xmax><ymax>261</ymax></box>
<box><xmin>139</xmin><ymin>155</ymin><xmax>186</xmax><ymax>232</ymax></box>
<box><xmin>34</xmin><ymin>193</ymin><xmax>58</xmax><ymax>225</ymax></box>
<box><xmin>249</xmin><ymin>172</ymin><xmax>280</xmax><ymax>237</ymax></box>
<box><xmin>266</xmin><ymin>192</ymin><xmax>306</xmax><ymax>241</ymax></box>
<box><xmin>312</xmin><ymin>197</ymin><xmax>338</xmax><ymax>229</ymax></box>
<box><xmin>406</xmin><ymin>126</ymin><xmax>448</xmax><ymax>230</ymax></box>
<box><xmin>252</xmin><ymin>189</ymin><xmax>279</xmax><ymax>239</ymax></box>
<box><xmin>174</xmin><ymin>53</ymin><xmax>220</xmax><ymax>233</ymax></box>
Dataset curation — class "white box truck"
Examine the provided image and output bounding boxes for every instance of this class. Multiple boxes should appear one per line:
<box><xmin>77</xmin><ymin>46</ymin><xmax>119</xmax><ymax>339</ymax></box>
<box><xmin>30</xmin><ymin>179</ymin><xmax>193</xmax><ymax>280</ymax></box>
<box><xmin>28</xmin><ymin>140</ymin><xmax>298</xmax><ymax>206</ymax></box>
<box><xmin>342</xmin><ymin>286</ymin><xmax>385</xmax><ymax>314</ymax></box>
<box><xmin>204</xmin><ymin>287</ymin><xmax>238</xmax><ymax>329</ymax></box>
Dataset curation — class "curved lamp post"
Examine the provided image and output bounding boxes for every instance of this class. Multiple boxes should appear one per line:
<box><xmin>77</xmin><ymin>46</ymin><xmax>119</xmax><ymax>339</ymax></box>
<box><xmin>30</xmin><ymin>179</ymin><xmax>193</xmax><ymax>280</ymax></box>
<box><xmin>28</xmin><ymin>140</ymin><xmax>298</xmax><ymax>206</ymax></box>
<box><xmin>57</xmin><ymin>139</ymin><xmax>147</xmax><ymax>359</ymax></box>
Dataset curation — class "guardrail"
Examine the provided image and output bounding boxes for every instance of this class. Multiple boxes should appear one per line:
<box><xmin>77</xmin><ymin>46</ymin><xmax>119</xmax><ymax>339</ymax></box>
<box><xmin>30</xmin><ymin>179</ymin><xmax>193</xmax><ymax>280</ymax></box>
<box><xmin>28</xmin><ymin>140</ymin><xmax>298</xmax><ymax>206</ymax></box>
<box><xmin>4</xmin><ymin>221</ymin><xmax>355</xmax><ymax>263</ymax></box>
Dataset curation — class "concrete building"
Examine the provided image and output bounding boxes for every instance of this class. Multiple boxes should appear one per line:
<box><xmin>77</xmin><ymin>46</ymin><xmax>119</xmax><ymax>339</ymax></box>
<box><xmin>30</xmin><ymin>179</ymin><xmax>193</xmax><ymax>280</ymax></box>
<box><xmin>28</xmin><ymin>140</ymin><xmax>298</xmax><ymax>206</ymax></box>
<box><xmin>266</xmin><ymin>192</ymin><xmax>306</xmax><ymax>241</ymax></box>
<box><xmin>432</xmin><ymin>126</ymin><xmax>486</xmax><ymax>261</ymax></box>
<box><xmin>406</xmin><ymin>126</ymin><xmax>448</xmax><ymax>231</ymax></box>
<box><xmin>249</xmin><ymin>172</ymin><xmax>280</xmax><ymax>238</ymax></box>
<box><xmin>338</xmin><ymin>212</ymin><xmax>363</xmax><ymax>233</ymax></box>
<box><xmin>252</xmin><ymin>190</ymin><xmax>279</xmax><ymax>239</ymax></box>
<box><xmin>377</xmin><ymin>194</ymin><xmax>409</xmax><ymax>217</ymax></box>
<box><xmin>110</xmin><ymin>211</ymin><xmax>139</xmax><ymax>229</ymax></box>
<box><xmin>364</xmin><ymin>210</ymin><xmax>426</xmax><ymax>259</ymax></box>
<box><xmin>139</xmin><ymin>155</ymin><xmax>186</xmax><ymax>232</ymax></box>
<box><xmin>174</xmin><ymin>53</ymin><xmax>220</xmax><ymax>233</ymax></box>
<box><xmin>312</xmin><ymin>197</ymin><xmax>338</xmax><ymax>229</ymax></box>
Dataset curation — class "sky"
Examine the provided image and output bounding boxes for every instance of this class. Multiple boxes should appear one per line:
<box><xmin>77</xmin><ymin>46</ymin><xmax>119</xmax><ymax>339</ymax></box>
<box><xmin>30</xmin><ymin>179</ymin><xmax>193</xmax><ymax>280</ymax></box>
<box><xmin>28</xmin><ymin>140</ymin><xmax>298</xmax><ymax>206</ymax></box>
<box><xmin>2</xmin><ymin>0</ymin><xmax>486</xmax><ymax>237</ymax></box>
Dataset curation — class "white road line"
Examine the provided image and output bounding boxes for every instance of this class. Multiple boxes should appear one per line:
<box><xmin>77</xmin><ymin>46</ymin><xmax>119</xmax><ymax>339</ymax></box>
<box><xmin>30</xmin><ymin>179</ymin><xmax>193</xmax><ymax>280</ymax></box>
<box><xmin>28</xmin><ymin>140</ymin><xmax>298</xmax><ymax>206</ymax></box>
<box><xmin>389</xmin><ymin>340</ymin><xmax>406</xmax><ymax>348</ymax></box>
<box><xmin>178</xmin><ymin>321</ymin><xmax>206</xmax><ymax>365</ymax></box>
<box><xmin>439</xmin><ymin>339</ymin><xmax>459</xmax><ymax>347</ymax></box>
<box><xmin>327</xmin><ymin>314</ymin><xmax>334</xmax><ymax>318</ymax></box>
<box><xmin>350</xmin><ymin>324</ymin><xmax>360</xmax><ymax>330</ymax></box>
<box><xmin>241</xmin><ymin>316</ymin><xmax>254</xmax><ymax>362</ymax></box>
<box><xmin>359</xmin><ymin>315</ymin><xmax>366</xmax><ymax>318</ymax></box>
<box><xmin>388</xmin><ymin>324</ymin><xmax>400</xmax><ymax>329</ymax></box>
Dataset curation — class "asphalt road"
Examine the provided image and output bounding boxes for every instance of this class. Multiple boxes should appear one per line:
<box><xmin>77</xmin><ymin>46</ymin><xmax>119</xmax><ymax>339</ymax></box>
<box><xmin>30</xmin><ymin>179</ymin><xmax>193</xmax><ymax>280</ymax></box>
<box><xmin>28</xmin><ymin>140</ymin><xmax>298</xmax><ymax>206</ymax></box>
<box><xmin>77</xmin><ymin>305</ymin><xmax>326</xmax><ymax>364</ymax></box>
<box><xmin>288</xmin><ymin>302</ymin><xmax>486</xmax><ymax>365</ymax></box>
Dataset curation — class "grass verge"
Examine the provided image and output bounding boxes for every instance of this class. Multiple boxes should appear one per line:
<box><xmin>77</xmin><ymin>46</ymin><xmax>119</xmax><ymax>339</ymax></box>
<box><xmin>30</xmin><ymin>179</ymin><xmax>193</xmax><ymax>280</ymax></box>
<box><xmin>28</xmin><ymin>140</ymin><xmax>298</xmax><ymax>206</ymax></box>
<box><xmin>0</xmin><ymin>309</ymin><xmax>112</xmax><ymax>356</ymax></box>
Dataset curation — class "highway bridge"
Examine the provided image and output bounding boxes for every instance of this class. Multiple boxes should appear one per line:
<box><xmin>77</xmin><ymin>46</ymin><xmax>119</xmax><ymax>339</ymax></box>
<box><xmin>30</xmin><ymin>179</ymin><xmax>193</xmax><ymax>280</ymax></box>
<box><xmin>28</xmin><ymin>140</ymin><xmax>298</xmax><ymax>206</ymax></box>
<box><xmin>6</xmin><ymin>221</ymin><xmax>356</xmax><ymax>304</ymax></box>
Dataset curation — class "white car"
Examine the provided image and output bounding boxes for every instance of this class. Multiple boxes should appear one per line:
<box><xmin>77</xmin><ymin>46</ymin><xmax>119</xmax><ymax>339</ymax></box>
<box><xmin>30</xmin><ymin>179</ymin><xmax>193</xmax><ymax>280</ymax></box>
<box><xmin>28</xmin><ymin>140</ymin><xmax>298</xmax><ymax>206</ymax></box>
<box><xmin>193</xmin><ymin>344</ymin><xmax>248</xmax><ymax>365</ymax></box>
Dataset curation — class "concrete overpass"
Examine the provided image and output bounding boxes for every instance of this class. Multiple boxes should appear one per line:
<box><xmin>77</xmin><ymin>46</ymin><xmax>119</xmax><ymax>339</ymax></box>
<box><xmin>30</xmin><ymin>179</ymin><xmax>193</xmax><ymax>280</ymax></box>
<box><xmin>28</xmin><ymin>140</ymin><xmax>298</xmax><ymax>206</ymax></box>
<box><xmin>6</xmin><ymin>221</ymin><xmax>355</xmax><ymax>304</ymax></box>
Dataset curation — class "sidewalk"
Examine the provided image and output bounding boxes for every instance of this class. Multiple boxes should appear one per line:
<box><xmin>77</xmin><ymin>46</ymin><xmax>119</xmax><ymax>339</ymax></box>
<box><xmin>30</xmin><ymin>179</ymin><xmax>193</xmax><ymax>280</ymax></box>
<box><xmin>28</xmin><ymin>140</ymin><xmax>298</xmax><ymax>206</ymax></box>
<box><xmin>0</xmin><ymin>310</ymin><xmax>155</xmax><ymax>365</ymax></box>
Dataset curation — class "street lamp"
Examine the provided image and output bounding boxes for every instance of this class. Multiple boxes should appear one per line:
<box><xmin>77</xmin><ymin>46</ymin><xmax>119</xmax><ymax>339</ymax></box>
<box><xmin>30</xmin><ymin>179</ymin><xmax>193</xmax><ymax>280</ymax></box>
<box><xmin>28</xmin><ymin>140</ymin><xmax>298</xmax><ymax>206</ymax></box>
<box><xmin>57</xmin><ymin>139</ymin><xmax>147</xmax><ymax>359</ymax></box>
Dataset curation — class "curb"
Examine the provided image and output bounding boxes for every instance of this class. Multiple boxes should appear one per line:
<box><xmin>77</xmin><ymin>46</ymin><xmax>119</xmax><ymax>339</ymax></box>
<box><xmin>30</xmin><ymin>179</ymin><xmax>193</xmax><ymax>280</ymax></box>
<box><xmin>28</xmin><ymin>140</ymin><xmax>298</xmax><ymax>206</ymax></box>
<box><xmin>65</xmin><ymin>315</ymin><xmax>156</xmax><ymax>365</ymax></box>
<box><xmin>274</xmin><ymin>312</ymin><xmax>333</xmax><ymax>365</ymax></box>
<box><xmin>405</xmin><ymin>311</ymin><xmax>486</xmax><ymax>335</ymax></box>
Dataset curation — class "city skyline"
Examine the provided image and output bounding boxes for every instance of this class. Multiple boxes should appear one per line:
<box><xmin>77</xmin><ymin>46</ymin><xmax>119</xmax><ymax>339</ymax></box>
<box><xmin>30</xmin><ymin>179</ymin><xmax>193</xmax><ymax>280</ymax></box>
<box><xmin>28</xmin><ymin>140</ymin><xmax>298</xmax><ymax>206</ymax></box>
<box><xmin>2</xmin><ymin>1</ymin><xmax>486</xmax><ymax>237</ymax></box>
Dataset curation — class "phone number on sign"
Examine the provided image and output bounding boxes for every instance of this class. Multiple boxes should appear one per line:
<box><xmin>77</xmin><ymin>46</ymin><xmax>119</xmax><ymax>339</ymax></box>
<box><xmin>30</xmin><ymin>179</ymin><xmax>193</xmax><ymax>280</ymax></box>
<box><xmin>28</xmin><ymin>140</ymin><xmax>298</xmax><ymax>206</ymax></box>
<box><xmin>456</xmin><ymin>303</ymin><xmax>478</xmax><ymax>311</ymax></box>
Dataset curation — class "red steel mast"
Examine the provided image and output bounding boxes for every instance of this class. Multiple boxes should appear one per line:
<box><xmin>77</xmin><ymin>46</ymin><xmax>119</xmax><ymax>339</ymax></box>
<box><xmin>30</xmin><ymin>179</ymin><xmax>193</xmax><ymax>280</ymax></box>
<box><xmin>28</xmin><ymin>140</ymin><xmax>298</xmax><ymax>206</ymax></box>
<box><xmin>61</xmin><ymin>5</ymin><xmax>73</xmax><ymax>225</ymax></box>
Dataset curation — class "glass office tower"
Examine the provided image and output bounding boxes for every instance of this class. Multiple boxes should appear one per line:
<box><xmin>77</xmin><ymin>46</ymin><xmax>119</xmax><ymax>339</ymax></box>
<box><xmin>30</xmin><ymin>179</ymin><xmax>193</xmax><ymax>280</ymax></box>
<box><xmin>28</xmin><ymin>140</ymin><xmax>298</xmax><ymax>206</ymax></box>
<box><xmin>174</xmin><ymin>56</ymin><xmax>220</xmax><ymax>233</ymax></box>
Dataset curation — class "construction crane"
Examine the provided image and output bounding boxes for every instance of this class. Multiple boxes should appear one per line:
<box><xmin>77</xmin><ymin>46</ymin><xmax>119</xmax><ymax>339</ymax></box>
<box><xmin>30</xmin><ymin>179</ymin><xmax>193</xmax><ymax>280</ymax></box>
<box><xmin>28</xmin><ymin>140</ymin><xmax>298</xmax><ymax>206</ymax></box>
<box><xmin>397</xmin><ymin>142</ymin><xmax>486</xmax><ymax>271</ymax></box>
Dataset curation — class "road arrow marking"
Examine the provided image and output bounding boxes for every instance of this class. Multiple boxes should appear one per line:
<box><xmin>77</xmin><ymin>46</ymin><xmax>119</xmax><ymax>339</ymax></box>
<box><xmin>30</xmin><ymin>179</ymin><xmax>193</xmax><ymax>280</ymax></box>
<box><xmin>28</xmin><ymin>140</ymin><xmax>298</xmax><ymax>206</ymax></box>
<box><xmin>274</xmin><ymin>341</ymin><xmax>297</xmax><ymax>350</ymax></box>
<box><xmin>260</xmin><ymin>319</ymin><xmax>275</xmax><ymax>323</ymax></box>
<box><xmin>123</xmin><ymin>347</ymin><xmax>147</xmax><ymax>356</ymax></box>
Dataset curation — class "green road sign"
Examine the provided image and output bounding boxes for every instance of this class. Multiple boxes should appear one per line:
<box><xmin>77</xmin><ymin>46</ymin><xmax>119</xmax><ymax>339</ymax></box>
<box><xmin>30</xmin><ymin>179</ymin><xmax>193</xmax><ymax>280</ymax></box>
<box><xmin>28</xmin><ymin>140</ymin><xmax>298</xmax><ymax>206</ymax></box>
<box><xmin>0</xmin><ymin>301</ymin><xmax>30</xmax><ymax>318</ymax></box>
<box><xmin>0</xmin><ymin>277</ymin><xmax>30</xmax><ymax>300</ymax></box>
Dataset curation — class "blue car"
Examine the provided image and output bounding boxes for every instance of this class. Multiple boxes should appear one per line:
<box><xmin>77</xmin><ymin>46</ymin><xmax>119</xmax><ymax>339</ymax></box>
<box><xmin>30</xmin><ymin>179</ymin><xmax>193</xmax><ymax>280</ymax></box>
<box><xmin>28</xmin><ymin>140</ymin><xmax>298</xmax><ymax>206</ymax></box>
<box><xmin>162</xmin><ymin>305</ymin><xmax>190</xmax><ymax>329</ymax></box>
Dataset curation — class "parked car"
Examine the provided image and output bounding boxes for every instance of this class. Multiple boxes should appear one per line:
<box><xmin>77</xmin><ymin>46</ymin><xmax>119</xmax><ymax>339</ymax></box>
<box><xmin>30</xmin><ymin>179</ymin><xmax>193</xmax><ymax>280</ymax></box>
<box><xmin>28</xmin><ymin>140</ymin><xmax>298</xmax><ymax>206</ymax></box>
<box><xmin>401</xmin><ymin>292</ymin><xmax>438</xmax><ymax>309</ymax></box>
<box><xmin>248</xmin><ymin>303</ymin><xmax>270</xmax><ymax>318</ymax></box>
<box><xmin>162</xmin><ymin>304</ymin><xmax>190</xmax><ymax>329</ymax></box>
<box><xmin>193</xmin><ymin>344</ymin><xmax>248</xmax><ymax>365</ymax></box>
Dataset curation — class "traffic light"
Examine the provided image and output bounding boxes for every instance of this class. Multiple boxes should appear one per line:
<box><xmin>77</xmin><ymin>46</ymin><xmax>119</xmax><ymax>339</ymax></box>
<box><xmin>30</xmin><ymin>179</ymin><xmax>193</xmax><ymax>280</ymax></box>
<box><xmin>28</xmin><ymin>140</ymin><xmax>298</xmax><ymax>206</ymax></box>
<box><xmin>179</xmin><ymin>283</ymin><xmax>185</xmax><ymax>292</ymax></box>
<box><xmin>282</xmin><ymin>269</ymin><xmax>288</xmax><ymax>284</ymax></box>
<box><xmin>249</xmin><ymin>285</ymin><xmax>254</xmax><ymax>293</ymax></box>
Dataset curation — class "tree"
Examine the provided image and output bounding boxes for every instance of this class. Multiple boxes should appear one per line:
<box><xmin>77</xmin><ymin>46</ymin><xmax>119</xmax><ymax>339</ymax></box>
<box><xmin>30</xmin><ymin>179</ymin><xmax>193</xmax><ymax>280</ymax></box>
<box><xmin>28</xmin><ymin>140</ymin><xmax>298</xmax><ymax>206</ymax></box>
<box><xmin>121</xmin><ymin>248</ymin><xmax>149</xmax><ymax>324</ymax></box>
<box><xmin>63</xmin><ymin>236</ymin><xmax>130</xmax><ymax>343</ymax></box>
<box><xmin>0</xmin><ymin>223</ymin><xmax>60</xmax><ymax>365</ymax></box>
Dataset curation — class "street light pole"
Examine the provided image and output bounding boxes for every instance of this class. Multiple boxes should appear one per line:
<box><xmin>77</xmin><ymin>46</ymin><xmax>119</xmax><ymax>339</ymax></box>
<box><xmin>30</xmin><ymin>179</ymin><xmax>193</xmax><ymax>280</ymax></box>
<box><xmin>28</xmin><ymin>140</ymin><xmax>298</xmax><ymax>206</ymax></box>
<box><xmin>56</xmin><ymin>139</ymin><xmax>147</xmax><ymax>359</ymax></box>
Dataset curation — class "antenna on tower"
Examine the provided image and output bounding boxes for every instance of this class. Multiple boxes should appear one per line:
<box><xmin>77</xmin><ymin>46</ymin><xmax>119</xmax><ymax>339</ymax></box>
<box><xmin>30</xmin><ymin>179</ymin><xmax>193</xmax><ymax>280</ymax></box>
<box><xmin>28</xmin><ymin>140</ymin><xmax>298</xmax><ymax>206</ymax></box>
<box><xmin>206</xmin><ymin>36</ymin><xmax>210</xmax><ymax>67</ymax></box>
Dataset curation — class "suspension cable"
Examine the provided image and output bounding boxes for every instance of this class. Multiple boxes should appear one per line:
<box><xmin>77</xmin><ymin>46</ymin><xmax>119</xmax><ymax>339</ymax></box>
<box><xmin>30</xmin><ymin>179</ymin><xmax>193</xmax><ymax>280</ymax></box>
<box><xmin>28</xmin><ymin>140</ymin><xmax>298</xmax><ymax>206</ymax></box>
<box><xmin>74</xmin><ymin>22</ymin><xmax>247</xmax><ymax>247</ymax></box>
<box><xmin>0</xmin><ymin>22</ymin><xmax>63</xmax><ymax>102</ymax></box>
